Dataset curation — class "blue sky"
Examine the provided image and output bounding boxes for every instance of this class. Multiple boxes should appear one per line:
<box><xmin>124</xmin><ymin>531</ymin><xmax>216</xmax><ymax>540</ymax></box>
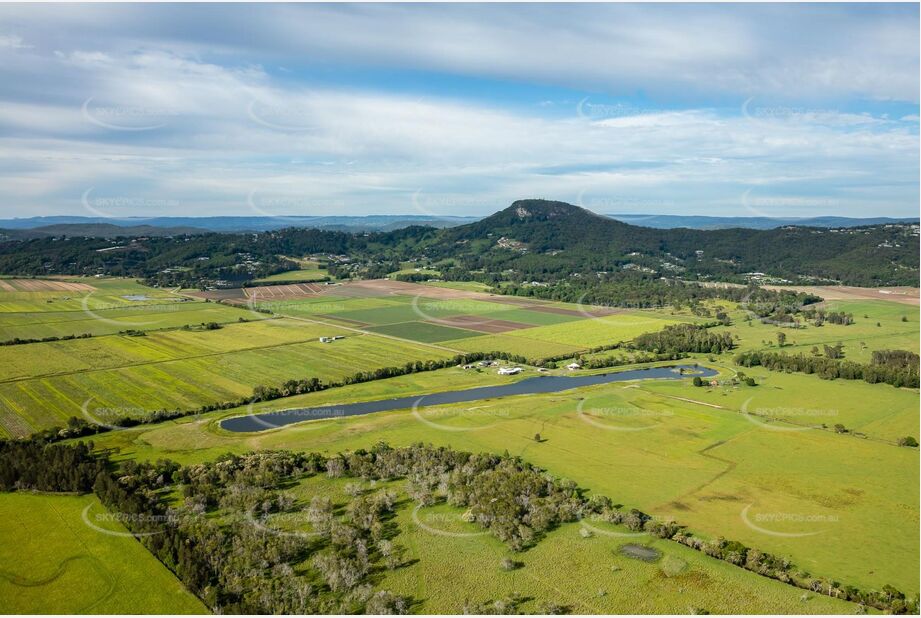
<box><xmin>0</xmin><ymin>3</ymin><xmax>918</xmax><ymax>218</ymax></box>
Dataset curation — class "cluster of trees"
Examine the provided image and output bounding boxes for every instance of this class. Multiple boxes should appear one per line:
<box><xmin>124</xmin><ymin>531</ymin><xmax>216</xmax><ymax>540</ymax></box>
<box><xmin>575</xmin><ymin>351</ymin><xmax>686</xmax><ymax>370</ymax></box>
<box><xmin>632</xmin><ymin>324</ymin><xmax>734</xmax><ymax>355</ymax></box>
<box><xmin>801</xmin><ymin>308</ymin><xmax>854</xmax><ymax>326</ymax></box>
<box><xmin>735</xmin><ymin>349</ymin><xmax>919</xmax><ymax>388</ymax></box>
<box><xmin>1</xmin><ymin>439</ymin><xmax>917</xmax><ymax>614</ymax></box>
<box><xmin>0</xmin><ymin>440</ymin><xmax>105</xmax><ymax>492</ymax></box>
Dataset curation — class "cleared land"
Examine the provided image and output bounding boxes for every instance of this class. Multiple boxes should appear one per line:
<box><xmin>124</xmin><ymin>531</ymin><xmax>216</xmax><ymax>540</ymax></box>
<box><xmin>763</xmin><ymin>285</ymin><xmax>920</xmax><ymax>306</ymax></box>
<box><xmin>0</xmin><ymin>492</ymin><xmax>206</xmax><ymax>614</ymax></box>
<box><xmin>271</xmin><ymin>475</ymin><xmax>854</xmax><ymax>614</ymax></box>
<box><xmin>86</xmin><ymin>350</ymin><xmax>919</xmax><ymax>596</ymax></box>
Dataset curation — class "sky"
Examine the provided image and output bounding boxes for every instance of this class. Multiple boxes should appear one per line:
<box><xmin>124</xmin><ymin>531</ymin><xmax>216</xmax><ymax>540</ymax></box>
<box><xmin>0</xmin><ymin>3</ymin><xmax>918</xmax><ymax>219</ymax></box>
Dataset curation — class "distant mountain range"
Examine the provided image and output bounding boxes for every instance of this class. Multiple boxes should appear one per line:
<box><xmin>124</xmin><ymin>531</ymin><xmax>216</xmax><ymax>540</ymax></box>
<box><xmin>0</xmin><ymin>212</ymin><xmax>916</xmax><ymax>239</ymax></box>
<box><xmin>0</xmin><ymin>215</ymin><xmax>479</xmax><ymax>236</ymax></box>
<box><xmin>607</xmin><ymin>214</ymin><xmax>919</xmax><ymax>230</ymax></box>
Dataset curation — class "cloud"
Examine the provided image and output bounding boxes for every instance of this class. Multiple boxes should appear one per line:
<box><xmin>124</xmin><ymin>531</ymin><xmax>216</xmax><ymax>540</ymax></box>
<box><xmin>0</xmin><ymin>4</ymin><xmax>916</xmax><ymax>218</ymax></box>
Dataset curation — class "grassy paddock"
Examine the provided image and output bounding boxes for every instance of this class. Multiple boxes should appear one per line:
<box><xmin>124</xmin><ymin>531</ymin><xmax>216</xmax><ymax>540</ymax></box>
<box><xmin>0</xmin><ymin>492</ymin><xmax>206</xmax><ymax>614</ymax></box>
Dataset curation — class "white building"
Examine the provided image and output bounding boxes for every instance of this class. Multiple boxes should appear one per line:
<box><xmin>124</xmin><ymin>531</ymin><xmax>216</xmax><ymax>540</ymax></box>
<box><xmin>498</xmin><ymin>367</ymin><xmax>522</xmax><ymax>375</ymax></box>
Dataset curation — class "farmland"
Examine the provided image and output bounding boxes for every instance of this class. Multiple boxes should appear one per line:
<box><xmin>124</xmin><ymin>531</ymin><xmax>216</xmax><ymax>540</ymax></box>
<box><xmin>83</xmin><ymin>355</ymin><xmax>920</xmax><ymax>597</ymax></box>
<box><xmin>0</xmin><ymin>492</ymin><xmax>206</xmax><ymax>614</ymax></box>
<box><xmin>266</xmin><ymin>474</ymin><xmax>854</xmax><ymax>614</ymax></box>
<box><xmin>1</xmin><ymin>276</ymin><xmax>918</xmax><ymax>614</ymax></box>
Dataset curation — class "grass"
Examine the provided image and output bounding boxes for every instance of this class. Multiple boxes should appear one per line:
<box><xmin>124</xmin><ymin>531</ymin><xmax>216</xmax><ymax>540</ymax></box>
<box><xmin>720</xmin><ymin>299</ymin><xmax>919</xmax><ymax>364</ymax></box>
<box><xmin>83</xmin><ymin>361</ymin><xmax>919</xmax><ymax>595</ymax></box>
<box><xmin>506</xmin><ymin>313</ymin><xmax>685</xmax><ymax>348</ymax></box>
<box><xmin>253</xmin><ymin>268</ymin><xmax>330</xmax><ymax>283</ymax></box>
<box><xmin>0</xmin><ymin>492</ymin><xmax>206</xmax><ymax>614</ymax></box>
<box><xmin>441</xmin><ymin>333</ymin><xmax>584</xmax><ymax>359</ymax></box>
<box><xmin>276</xmin><ymin>475</ymin><xmax>854</xmax><ymax>614</ymax></box>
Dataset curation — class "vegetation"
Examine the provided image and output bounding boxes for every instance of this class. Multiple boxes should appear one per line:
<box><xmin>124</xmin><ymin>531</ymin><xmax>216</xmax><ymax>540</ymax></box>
<box><xmin>735</xmin><ymin>348</ymin><xmax>920</xmax><ymax>388</ymax></box>
<box><xmin>1</xmin><ymin>440</ymin><xmax>914</xmax><ymax>613</ymax></box>
<box><xmin>0</xmin><ymin>201</ymin><xmax>916</xmax><ymax>288</ymax></box>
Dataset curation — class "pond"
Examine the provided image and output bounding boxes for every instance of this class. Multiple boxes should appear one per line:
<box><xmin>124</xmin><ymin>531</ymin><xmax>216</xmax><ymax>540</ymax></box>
<box><xmin>220</xmin><ymin>364</ymin><xmax>718</xmax><ymax>433</ymax></box>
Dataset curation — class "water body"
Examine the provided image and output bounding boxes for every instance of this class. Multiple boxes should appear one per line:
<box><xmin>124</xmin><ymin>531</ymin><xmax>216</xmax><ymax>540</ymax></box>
<box><xmin>221</xmin><ymin>364</ymin><xmax>718</xmax><ymax>433</ymax></box>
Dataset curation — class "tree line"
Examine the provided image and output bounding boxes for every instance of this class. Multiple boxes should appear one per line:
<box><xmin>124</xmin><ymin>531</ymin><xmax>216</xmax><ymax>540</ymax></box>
<box><xmin>735</xmin><ymin>349</ymin><xmax>920</xmax><ymax>389</ymax></box>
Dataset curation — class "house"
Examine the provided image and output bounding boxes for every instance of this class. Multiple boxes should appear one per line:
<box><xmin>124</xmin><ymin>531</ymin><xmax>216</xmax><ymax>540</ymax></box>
<box><xmin>498</xmin><ymin>367</ymin><xmax>522</xmax><ymax>375</ymax></box>
<box><xmin>709</xmin><ymin>379</ymin><xmax>719</xmax><ymax>387</ymax></box>
<box><xmin>566</xmin><ymin>362</ymin><xmax>581</xmax><ymax>371</ymax></box>
<box><xmin>478</xmin><ymin>360</ymin><xmax>495</xmax><ymax>367</ymax></box>
<box><xmin>319</xmin><ymin>337</ymin><xmax>331</xmax><ymax>343</ymax></box>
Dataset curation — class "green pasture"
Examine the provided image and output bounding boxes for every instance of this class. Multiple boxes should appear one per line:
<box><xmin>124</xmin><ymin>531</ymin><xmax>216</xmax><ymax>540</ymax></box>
<box><xmin>272</xmin><ymin>475</ymin><xmax>854</xmax><ymax>614</ymax></box>
<box><xmin>0</xmin><ymin>492</ymin><xmax>206</xmax><ymax>614</ymax></box>
<box><xmin>506</xmin><ymin>313</ymin><xmax>685</xmax><ymax>348</ymax></box>
<box><xmin>722</xmin><ymin>299</ymin><xmax>919</xmax><ymax>363</ymax></box>
<box><xmin>84</xmin><ymin>362</ymin><xmax>919</xmax><ymax>595</ymax></box>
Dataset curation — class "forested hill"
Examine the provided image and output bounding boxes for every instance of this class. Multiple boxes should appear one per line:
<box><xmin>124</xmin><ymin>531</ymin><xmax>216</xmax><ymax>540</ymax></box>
<box><xmin>0</xmin><ymin>199</ymin><xmax>916</xmax><ymax>288</ymax></box>
<box><xmin>427</xmin><ymin>200</ymin><xmax>919</xmax><ymax>286</ymax></box>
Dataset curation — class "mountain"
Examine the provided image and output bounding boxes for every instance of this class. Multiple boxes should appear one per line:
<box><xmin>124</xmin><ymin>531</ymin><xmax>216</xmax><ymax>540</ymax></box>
<box><xmin>608</xmin><ymin>213</ymin><xmax>919</xmax><ymax>230</ymax></box>
<box><xmin>428</xmin><ymin>200</ymin><xmax>920</xmax><ymax>286</ymax></box>
<box><xmin>0</xmin><ymin>199</ymin><xmax>917</xmax><ymax>287</ymax></box>
<box><xmin>0</xmin><ymin>223</ymin><xmax>208</xmax><ymax>240</ymax></box>
<box><xmin>0</xmin><ymin>212</ymin><xmax>911</xmax><ymax>235</ymax></box>
<box><xmin>0</xmin><ymin>215</ymin><xmax>478</xmax><ymax>234</ymax></box>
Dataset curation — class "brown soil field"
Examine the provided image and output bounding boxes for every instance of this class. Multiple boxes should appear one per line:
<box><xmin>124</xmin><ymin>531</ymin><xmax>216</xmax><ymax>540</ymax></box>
<box><xmin>3</xmin><ymin>279</ymin><xmax>95</xmax><ymax>292</ymax></box>
<box><xmin>763</xmin><ymin>285</ymin><xmax>921</xmax><ymax>306</ymax></box>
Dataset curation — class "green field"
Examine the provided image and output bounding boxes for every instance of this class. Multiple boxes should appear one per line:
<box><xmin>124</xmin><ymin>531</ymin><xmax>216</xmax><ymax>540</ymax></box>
<box><xmin>272</xmin><ymin>475</ymin><xmax>853</xmax><ymax>614</ymax></box>
<box><xmin>0</xmin><ymin>318</ymin><xmax>453</xmax><ymax>437</ymax></box>
<box><xmin>0</xmin><ymin>492</ymin><xmax>206</xmax><ymax>614</ymax></box>
<box><xmin>254</xmin><ymin>269</ymin><xmax>330</xmax><ymax>283</ymax></box>
<box><xmin>719</xmin><ymin>299</ymin><xmax>919</xmax><ymax>364</ymax></box>
<box><xmin>84</xmin><ymin>357</ymin><xmax>919</xmax><ymax>596</ymax></box>
<box><xmin>3</xmin><ymin>279</ymin><xmax>919</xmax><ymax>613</ymax></box>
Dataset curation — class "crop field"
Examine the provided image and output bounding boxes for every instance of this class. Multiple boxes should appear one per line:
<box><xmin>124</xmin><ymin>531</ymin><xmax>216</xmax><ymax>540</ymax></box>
<box><xmin>0</xmin><ymin>277</ymin><xmax>179</xmax><ymax>313</ymax></box>
<box><xmin>0</xmin><ymin>302</ymin><xmax>259</xmax><ymax>341</ymax></box>
<box><xmin>0</xmin><ymin>317</ymin><xmax>454</xmax><ymax>437</ymax></box>
<box><xmin>84</xmin><ymin>356</ymin><xmax>919</xmax><ymax>597</ymax></box>
<box><xmin>243</xmin><ymin>279</ymin><xmax>698</xmax><ymax>351</ymax></box>
<box><xmin>0</xmin><ymin>492</ymin><xmax>206</xmax><ymax>614</ymax></box>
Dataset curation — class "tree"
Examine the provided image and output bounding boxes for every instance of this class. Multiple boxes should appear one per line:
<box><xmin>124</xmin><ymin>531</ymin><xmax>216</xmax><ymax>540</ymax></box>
<box><xmin>897</xmin><ymin>436</ymin><xmax>919</xmax><ymax>448</ymax></box>
<box><xmin>692</xmin><ymin>376</ymin><xmax>703</xmax><ymax>387</ymax></box>
<box><xmin>533</xmin><ymin>433</ymin><xmax>542</xmax><ymax>442</ymax></box>
<box><xmin>776</xmin><ymin>331</ymin><xmax>786</xmax><ymax>347</ymax></box>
